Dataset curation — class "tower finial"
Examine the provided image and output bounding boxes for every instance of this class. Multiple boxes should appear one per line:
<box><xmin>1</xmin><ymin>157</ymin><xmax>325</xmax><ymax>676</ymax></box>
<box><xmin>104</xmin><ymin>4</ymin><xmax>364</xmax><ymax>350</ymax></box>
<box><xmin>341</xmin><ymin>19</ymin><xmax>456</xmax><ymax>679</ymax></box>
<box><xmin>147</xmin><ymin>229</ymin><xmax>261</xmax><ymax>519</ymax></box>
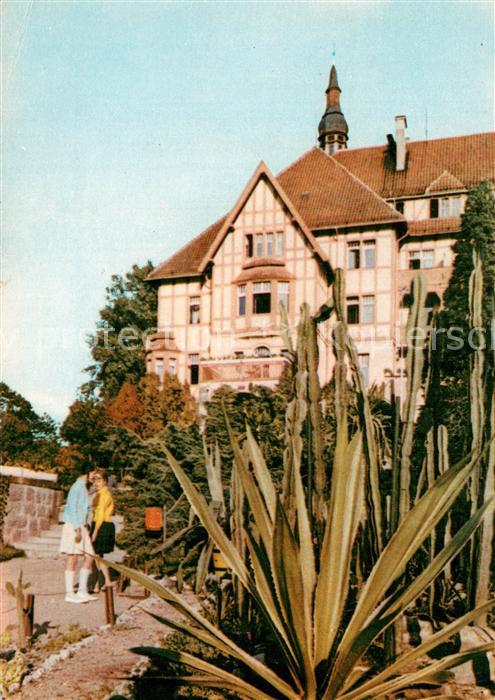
<box><xmin>318</xmin><ymin>64</ymin><xmax>348</xmax><ymax>155</ymax></box>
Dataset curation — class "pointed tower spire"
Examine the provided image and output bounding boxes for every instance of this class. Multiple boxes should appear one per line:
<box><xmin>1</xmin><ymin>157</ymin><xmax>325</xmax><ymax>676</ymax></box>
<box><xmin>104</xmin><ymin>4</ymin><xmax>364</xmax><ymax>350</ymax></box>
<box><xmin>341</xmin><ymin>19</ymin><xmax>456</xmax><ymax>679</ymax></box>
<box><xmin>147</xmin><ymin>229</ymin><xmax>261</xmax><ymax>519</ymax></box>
<box><xmin>318</xmin><ymin>64</ymin><xmax>349</xmax><ymax>155</ymax></box>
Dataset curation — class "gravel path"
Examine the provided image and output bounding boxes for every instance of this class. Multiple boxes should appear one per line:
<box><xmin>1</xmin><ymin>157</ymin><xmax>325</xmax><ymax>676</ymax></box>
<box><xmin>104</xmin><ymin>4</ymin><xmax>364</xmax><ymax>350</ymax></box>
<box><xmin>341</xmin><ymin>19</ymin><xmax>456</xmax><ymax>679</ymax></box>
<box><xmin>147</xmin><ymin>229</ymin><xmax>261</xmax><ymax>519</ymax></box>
<box><xmin>0</xmin><ymin>556</ymin><xmax>135</xmax><ymax>635</ymax></box>
<box><xmin>11</xmin><ymin>593</ymin><xmax>190</xmax><ymax>699</ymax></box>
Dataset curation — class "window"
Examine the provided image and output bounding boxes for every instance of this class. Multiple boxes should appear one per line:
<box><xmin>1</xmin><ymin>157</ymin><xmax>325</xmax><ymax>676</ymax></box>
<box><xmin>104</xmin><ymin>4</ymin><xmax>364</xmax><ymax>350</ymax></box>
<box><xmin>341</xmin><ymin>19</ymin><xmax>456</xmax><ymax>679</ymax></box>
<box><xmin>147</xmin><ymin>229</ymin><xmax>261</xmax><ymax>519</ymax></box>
<box><xmin>188</xmin><ymin>354</ymin><xmax>199</xmax><ymax>385</ymax></box>
<box><xmin>255</xmin><ymin>234</ymin><xmax>264</xmax><ymax>257</ymax></box>
<box><xmin>362</xmin><ymin>296</ymin><xmax>375</xmax><ymax>324</ymax></box>
<box><xmin>254</xmin><ymin>346</ymin><xmax>271</xmax><ymax>358</ymax></box>
<box><xmin>347</xmin><ymin>296</ymin><xmax>375</xmax><ymax>324</ymax></box>
<box><xmin>234</xmin><ymin>350</ymin><xmax>245</xmax><ymax>359</ymax></box>
<box><xmin>347</xmin><ymin>240</ymin><xmax>376</xmax><ymax>269</ymax></box>
<box><xmin>168</xmin><ymin>358</ymin><xmax>176</xmax><ymax>375</ymax></box>
<box><xmin>395</xmin><ymin>200</ymin><xmax>404</xmax><ymax>214</ymax></box>
<box><xmin>358</xmin><ymin>354</ymin><xmax>370</xmax><ymax>388</ymax></box>
<box><xmin>155</xmin><ymin>359</ymin><xmax>164</xmax><ymax>380</ymax></box>
<box><xmin>409</xmin><ymin>250</ymin><xmax>434</xmax><ymax>270</ymax></box>
<box><xmin>422</xmin><ymin>250</ymin><xmax>434</xmax><ymax>268</ymax></box>
<box><xmin>253</xmin><ymin>282</ymin><xmax>271</xmax><ymax>314</ymax></box>
<box><xmin>278</xmin><ymin>281</ymin><xmax>289</xmax><ymax>311</ymax></box>
<box><xmin>266</xmin><ymin>233</ymin><xmax>274</xmax><ymax>257</ymax></box>
<box><xmin>347</xmin><ymin>297</ymin><xmax>360</xmax><ymax>324</ymax></box>
<box><xmin>348</xmin><ymin>241</ymin><xmax>360</xmax><ymax>269</ymax></box>
<box><xmin>276</xmin><ymin>232</ymin><xmax>284</xmax><ymax>256</ymax></box>
<box><xmin>451</xmin><ymin>196</ymin><xmax>461</xmax><ymax>216</ymax></box>
<box><xmin>245</xmin><ymin>234</ymin><xmax>253</xmax><ymax>258</ymax></box>
<box><xmin>431</xmin><ymin>196</ymin><xmax>461</xmax><ymax>219</ymax></box>
<box><xmin>440</xmin><ymin>197</ymin><xmax>450</xmax><ymax>218</ymax></box>
<box><xmin>363</xmin><ymin>240</ymin><xmax>376</xmax><ymax>269</ymax></box>
<box><xmin>238</xmin><ymin>285</ymin><xmax>246</xmax><ymax>316</ymax></box>
<box><xmin>189</xmin><ymin>296</ymin><xmax>200</xmax><ymax>324</ymax></box>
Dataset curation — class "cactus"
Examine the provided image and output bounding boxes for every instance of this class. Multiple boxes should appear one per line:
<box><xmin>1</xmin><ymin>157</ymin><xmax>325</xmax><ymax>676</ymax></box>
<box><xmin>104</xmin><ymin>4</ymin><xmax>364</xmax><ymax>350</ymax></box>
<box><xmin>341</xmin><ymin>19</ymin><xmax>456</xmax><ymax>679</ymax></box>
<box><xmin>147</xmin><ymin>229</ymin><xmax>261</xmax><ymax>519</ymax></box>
<box><xmin>5</xmin><ymin>571</ymin><xmax>31</xmax><ymax>649</ymax></box>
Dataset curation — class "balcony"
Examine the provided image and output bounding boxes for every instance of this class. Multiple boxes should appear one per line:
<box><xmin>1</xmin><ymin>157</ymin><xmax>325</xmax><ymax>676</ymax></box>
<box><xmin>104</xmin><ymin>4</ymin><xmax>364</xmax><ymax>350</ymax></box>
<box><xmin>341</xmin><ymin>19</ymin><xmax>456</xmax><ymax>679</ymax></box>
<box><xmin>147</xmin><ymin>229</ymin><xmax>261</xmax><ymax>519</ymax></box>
<box><xmin>200</xmin><ymin>355</ymin><xmax>289</xmax><ymax>384</ymax></box>
<box><xmin>145</xmin><ymin>331</ymin><xmax>177</xmax><ymax>353</ymax></box>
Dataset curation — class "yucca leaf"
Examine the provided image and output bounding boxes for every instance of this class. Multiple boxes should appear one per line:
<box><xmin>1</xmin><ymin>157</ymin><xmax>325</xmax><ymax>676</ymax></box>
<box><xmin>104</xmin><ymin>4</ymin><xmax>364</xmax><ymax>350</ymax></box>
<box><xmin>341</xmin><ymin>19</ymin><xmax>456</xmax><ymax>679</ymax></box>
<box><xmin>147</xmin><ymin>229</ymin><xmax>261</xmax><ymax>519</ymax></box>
<box><xmin>245</xmin><ymin>530</ymin><xmax>303</xmax><ymax>686</ymax></box>
<box><xmin>341</xmin><ymin>642</ymin><xmax>495</xmax><ymax>699</ymax></box>
<box><xmin>328</xmin><ymin>498</ymin><xmax>492</xmax><ymax>696</ymax></box>
<box><xmin>163</xmin><ymin>445</ymin><xmax>252</xmax><ymax>589</ymax></box>
<box><xmin>133</xmin><ymin>646</ymin><xmax>287</xmax><ymax>700</ymax></box>
<box><xmin>245</xmin><ymin>423</ymin><xmax>277</xmax><ymax>521</ymax></box>
<box><xmin>340</xmin><ymin>597</ymin><xmax>495</xmax><ymax>699</ymax></box>
<box><xmin>292</xmin><ymin>423</ymin><xmax>317</xmax><ymax>652</ymax></box>
<box><xmin>272</xmin><ymin>499</ymin><xmax>316</xmax><ymax>695</ymax></box>
<box><xmin>106</xmin><ymin>561</ymin><xmax>297</xmax><ymax>698</ymax></box>
<box><xmin>225</xmin><ymin>417</ymin><xmax>274</xmax><ymax>552</ymax></box>
<box><xmin>315</xmin><ymin>431</ymin><xmax>364</xmax><ymax>665</ymax></box>
<box><xmin>328</xmin><ymin>450</ymin><xmax>484</xmax><ymax>694</ymax></box>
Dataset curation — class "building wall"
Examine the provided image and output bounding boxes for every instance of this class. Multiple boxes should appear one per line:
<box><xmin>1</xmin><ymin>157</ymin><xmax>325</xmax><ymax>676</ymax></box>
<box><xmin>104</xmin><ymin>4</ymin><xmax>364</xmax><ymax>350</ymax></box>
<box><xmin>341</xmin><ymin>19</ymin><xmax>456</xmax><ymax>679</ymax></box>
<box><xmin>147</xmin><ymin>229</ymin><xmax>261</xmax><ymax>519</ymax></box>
<box><xmin>147</xmin><ymin>184</ymin><xmax>465</xmax><ymax>398</ymax></box>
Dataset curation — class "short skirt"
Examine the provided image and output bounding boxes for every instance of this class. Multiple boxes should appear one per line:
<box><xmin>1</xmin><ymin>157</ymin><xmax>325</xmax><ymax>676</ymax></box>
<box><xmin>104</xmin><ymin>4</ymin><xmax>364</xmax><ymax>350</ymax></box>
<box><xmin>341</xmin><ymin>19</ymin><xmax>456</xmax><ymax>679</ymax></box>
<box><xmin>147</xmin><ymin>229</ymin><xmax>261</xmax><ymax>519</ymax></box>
<box><xmin>59</xmin><ymin>522</ymin><xmax>95</xmax><ymax>556</ymax></box>
<box><xmin>90</xmin><ymin>521</ymin><xmax>115</xmax><ymax>555</ymax></box>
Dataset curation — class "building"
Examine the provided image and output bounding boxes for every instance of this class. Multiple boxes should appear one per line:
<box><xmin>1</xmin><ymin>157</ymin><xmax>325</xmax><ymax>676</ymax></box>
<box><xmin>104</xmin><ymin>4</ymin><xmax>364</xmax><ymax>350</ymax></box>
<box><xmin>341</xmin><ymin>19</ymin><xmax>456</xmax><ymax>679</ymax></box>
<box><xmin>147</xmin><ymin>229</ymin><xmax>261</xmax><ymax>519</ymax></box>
<box><xmin>146</xmin><ymin>66</ymin><xmax>495</xmax><ymax>401</ymax></box>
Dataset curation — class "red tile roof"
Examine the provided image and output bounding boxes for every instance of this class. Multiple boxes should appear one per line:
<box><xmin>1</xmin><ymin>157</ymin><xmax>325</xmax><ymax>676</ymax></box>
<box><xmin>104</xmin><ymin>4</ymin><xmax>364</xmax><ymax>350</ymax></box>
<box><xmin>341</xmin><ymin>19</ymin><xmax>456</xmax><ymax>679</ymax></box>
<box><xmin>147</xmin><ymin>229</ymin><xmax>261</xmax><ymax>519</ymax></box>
<box><xmin>333</xmin><ymin>132</ymin><xmax>495</xmax><ymax>198</ymax></box>
<box><xmin>425</xmin><ymin>170</ymin><xmax>466</xmax><ymax>194</ymax></box>
<box><xmin>148</xmin><ymin>132</ymin><xmax>494</xmax><ymax>281</ymax></box>
<box><xmin>277</xmin><ymin>148</ymin><xmax>403</xmax><ymax>229</ymax></box>
<box><xmin>406</xmin><ymin>217</ymin><xmax>462</xmax><ymax>237</ymax></box>
<box><xmin>147</xmin><ymin>216</ymin><xmax>226</xmax><ymax>280</ymax></box>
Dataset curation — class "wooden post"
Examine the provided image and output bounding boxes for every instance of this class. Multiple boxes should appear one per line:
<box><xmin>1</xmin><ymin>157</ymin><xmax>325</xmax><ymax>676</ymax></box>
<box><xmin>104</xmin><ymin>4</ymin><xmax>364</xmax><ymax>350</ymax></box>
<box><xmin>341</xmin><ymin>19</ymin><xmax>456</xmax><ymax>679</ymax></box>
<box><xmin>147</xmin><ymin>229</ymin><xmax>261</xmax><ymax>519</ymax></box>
<box><xmin>105</xmin><ymin>586</ymin><xmax>115</xmax><ymax>626</ymax></box>
<box><xmin>23</xmin><ymin>594</ymin><xmax>34</xmax><ymax>643</ymax></box>
<box><xmin>143</xmin><ymin>561</ymin><xmax>150</xmax><ymax>598</ymax></box>
<box><xmin>162</xmin><ymin>506</ymin><xmax>167</xmax><ymax>543</ymax></box>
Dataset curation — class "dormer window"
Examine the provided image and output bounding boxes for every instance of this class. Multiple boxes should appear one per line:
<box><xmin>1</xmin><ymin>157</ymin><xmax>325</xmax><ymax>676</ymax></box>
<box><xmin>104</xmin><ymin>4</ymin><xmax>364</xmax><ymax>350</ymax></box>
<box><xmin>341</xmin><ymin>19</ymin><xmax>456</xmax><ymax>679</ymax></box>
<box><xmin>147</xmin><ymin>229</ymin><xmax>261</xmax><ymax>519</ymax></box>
<box><xmin>254</xmin><ymin>346</ymin><xmax>271</xmax><ymax>358</ymax></box>
<box><xmin>430</xmin><ymin>196</ymin><xmax>461</xmax><ymax>219</ymax></box>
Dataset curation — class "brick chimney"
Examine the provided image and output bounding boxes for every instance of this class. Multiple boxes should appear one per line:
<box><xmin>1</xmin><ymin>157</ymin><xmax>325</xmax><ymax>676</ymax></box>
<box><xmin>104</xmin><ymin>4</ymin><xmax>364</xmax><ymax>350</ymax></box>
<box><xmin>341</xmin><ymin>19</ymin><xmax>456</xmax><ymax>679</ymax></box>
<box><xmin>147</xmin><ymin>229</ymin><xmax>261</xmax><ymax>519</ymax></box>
<box><xmin>395</xmin><ymin>115</ymin><xmax>407</xmax><ymax>171</ymax></box>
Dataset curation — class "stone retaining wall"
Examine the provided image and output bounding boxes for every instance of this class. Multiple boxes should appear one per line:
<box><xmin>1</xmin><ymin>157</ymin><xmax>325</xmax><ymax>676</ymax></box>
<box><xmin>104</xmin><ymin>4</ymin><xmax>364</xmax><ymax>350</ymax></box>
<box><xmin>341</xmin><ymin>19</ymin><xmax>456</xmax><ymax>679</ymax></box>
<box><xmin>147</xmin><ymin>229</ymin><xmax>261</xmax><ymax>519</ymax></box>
<box><xmin>3</xmin><ymin>482</ymin><xmax>64</xmax><ymax>545</ymax></box>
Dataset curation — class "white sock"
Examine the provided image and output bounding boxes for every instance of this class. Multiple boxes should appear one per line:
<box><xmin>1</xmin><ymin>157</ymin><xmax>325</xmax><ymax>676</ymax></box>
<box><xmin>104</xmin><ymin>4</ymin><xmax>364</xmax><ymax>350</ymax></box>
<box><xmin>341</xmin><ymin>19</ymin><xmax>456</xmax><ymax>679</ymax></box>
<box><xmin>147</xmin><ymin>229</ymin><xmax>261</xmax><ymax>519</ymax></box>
<box><xmin>64</xmin><ymin>570</ymin><xmax>75</xmax><ymax>596</ymax></box>
<box><xmin>78</xmin><ymin>568</ymin><xmax>91</xmax><ymax>595</ymax></box>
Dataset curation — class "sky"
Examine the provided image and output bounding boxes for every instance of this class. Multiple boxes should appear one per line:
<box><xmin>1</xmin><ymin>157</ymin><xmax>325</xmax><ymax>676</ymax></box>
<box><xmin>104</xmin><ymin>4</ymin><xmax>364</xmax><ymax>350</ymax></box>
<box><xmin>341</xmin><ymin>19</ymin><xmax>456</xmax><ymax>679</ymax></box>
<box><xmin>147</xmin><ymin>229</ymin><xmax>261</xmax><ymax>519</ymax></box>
<box><xmin>2</xmin><ymin>0</ymin><xmax>494</xmax><ymax>423</ymax></box>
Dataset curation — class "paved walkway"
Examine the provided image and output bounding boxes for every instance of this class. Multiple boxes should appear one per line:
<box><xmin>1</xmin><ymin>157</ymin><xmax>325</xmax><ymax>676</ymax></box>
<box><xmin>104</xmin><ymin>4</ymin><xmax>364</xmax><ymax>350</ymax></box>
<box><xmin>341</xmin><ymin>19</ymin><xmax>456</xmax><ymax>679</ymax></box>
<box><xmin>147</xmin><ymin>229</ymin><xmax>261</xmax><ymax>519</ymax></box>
<box><xmin>0</xmin><ymin>556</ymin><xmax>135</xmax><ymax>635</ymax></box>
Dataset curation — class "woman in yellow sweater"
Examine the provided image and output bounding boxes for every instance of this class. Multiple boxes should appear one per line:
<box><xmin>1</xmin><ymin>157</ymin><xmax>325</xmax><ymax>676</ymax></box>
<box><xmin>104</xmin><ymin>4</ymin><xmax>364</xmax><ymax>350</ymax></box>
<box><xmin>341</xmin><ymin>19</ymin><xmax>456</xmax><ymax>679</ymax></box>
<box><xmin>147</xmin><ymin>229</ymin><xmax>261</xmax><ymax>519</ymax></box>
<box><xmin>90</xmin><ymin>471</ymin><xmax>115</xmax><ymax>591</ymax></box>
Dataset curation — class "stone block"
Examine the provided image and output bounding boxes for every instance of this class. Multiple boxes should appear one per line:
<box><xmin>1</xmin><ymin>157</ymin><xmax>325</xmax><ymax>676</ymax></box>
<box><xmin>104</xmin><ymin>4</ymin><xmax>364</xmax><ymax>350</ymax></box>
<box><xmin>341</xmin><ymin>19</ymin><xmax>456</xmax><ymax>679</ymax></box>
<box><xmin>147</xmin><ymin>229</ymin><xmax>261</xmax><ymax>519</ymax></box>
<box><xmin>25</xmin><ymin>487</ymin><xmax>35</xmax><ymax>502</ymax></box>
<box><xmin>28</xmin><ymin>520</ymin><xmax>40</xmax><ymax>537</ymax></box>
<box><xmin>8</xmin><ymin>485</ymin><xmax>22</xmax><ymax>502</ymax></box>
<box><xmin>38</xmin><ymin>518</ymin><xmax>50</xmax><ymax>532</ymax></box>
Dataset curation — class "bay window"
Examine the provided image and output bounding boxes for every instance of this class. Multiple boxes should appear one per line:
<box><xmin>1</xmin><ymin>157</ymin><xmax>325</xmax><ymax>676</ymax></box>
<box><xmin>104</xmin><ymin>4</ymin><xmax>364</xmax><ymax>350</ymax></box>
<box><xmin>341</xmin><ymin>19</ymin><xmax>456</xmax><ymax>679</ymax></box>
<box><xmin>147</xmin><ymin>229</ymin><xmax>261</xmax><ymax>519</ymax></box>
<box><xmin>238</xmin><ymin>285</ymin><xmax>246</xmax><ymax>316</ymax></box>
<box><xmin>253</xmin><ymin>282</ymin><xmax>271</xmax><ymax>314</ymax></box>
<box><xmin>278</xmin><ymin>281</ymin><xmax>289</xmax><ymax>311</ymax></box>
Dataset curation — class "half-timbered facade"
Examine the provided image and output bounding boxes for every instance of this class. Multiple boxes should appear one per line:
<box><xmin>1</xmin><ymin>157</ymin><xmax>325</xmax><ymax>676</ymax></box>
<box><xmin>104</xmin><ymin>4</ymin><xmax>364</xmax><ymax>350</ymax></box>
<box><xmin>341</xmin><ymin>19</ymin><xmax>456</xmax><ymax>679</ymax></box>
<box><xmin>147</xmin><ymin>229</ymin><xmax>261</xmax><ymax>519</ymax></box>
<box><xmin>146</xmin><ymin>66</ymin><xmax>495</xmax><ymax>400</ymax></box>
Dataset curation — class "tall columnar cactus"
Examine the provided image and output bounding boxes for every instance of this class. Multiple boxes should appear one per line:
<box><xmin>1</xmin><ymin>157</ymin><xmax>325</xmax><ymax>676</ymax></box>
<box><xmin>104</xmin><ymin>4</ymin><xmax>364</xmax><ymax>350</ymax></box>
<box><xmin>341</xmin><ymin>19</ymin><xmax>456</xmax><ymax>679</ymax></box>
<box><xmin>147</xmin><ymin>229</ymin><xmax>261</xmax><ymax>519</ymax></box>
<box><xmin>468</xmin><ymin>251</ymin><xmax>495</xmax><ymax>620</ymax></box>
<box><xmin>399</xmin><ymin>273</ymin><xmax>428</xmax><ymax>523</ymax></box>
<box><xmin>106</xmin><ymin>270</ymin><xmax>495</xmax><ymax>699</ymax></box>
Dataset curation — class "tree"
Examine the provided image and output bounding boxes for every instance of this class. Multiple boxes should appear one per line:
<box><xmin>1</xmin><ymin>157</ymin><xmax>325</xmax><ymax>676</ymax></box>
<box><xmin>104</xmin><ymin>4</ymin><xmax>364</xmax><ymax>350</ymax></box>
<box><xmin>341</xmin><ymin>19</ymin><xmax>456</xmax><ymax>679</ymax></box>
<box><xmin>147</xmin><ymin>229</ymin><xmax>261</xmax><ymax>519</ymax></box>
<box><xmin>83</xmin><ymin>262</ymin><xmax>157</xmax><ymax>400</ymax></box>
<box><xmin>438</xmin><ymin>181</ymin><xmax>495</xmax><ymax>456</ymax></box>
<box><xmin>106</xmin><ymin>374</ymin><xmax>197</xmax><ymax>440</ymax></box>
<box><xmin>60</xmin><ymin>397</ymin><xmax>112</xmax><ymax>468</ymax></box>
<box><xmin>0</xmin><ymin>383</ymin><xmax>59</xmax><ymax>467</ymax></box>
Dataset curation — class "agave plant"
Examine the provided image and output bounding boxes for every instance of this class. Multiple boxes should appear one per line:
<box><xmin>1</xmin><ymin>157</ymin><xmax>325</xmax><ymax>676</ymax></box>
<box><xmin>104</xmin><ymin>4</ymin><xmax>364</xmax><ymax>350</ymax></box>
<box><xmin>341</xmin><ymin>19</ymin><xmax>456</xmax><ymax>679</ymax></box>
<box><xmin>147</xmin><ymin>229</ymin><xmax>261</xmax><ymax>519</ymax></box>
<box><xmin>107</xmin><ymin>272</ymin><xmax>494</xmax><ymax>699</ymax></box>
